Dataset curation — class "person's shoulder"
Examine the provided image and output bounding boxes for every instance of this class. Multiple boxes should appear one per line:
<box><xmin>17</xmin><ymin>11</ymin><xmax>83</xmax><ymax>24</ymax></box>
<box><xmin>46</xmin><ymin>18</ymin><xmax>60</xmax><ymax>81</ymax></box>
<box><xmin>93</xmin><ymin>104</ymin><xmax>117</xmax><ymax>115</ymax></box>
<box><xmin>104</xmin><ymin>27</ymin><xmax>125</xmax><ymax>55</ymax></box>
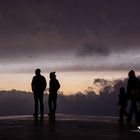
<box><xmin>135</xmin><ymin>77</ymin><xmax>140</xmax><ymax>82</ymax></box>
<box><xmin>33</xmin><ymin>75</ymin><xmax>37</xmax><ymax>79</ymax></box>
<box><xmin>41</xmin><ymin>75</ymin><xmax>46</xmax><ymax>80</ymax></box>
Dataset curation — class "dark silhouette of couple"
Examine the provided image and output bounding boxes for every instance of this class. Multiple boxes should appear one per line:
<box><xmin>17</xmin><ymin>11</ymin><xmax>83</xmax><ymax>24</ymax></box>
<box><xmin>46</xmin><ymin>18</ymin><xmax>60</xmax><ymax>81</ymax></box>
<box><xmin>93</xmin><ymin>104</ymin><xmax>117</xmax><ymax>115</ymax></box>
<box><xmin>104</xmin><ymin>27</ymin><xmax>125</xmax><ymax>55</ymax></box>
<box><xmin>31</xmin><ymin>69</ymin><xmax>60</xmax><ymax>119</ymax></box>
<box><xmin>118</xmin><ymin>70</ymin><xmax>140</xmax><ymax>123</ymax></box>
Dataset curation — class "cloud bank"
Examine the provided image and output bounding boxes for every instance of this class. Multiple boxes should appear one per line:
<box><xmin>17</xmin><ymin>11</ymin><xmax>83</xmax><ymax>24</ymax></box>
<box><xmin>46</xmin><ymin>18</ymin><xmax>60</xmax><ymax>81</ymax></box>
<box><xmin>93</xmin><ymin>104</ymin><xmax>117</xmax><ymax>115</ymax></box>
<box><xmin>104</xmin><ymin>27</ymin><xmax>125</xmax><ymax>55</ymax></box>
<box><xmin>0</xmin><ymin>77</ymin><xmax>131</xmax><ymax>116</ymax></box>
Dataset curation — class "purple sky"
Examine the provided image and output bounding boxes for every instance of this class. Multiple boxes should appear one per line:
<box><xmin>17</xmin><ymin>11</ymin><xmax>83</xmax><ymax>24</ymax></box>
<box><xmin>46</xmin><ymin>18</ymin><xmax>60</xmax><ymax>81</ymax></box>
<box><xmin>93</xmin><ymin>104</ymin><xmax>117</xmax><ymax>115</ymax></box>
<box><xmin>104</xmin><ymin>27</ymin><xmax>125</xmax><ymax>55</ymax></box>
<box><xmin>0</xmin><ymin>0</ymin><xmax>140</xmax><ymax>73</ymax></box>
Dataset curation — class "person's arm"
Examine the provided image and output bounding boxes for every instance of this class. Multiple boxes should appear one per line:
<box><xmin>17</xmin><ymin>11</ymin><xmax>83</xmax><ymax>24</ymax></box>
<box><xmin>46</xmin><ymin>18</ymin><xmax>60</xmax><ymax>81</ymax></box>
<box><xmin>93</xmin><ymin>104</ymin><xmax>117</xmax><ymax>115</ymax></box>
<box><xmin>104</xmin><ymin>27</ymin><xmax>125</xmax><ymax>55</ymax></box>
<box><xmin>56</xmin><ymin>80</ymin><xmax>60</xmax><ymax>91</ymax></box>
<box><xmin>31</xmin><ymin>77</ymin><xmax>35</xmax><ymax>92</ymax></box>
<box><xmin>43</xmin><ymin>76</ymin><xmax>47</xmax><ymax>91</ymax></box>
<box><xmin>127</xmin><ymin>80</ymin><xmax>130</xmax><ymax>100</ymax></box>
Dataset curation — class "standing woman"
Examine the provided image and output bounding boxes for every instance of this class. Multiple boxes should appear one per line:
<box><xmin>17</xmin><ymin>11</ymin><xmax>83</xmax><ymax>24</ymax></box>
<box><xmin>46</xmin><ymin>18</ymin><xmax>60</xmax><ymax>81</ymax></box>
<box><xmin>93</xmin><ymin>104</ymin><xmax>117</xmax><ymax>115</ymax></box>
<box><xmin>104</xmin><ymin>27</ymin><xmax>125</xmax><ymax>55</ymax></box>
<box><xmin>48</xmin><ymin>72</ymin><xmax>60</xmax><ymax>117</ymax></box>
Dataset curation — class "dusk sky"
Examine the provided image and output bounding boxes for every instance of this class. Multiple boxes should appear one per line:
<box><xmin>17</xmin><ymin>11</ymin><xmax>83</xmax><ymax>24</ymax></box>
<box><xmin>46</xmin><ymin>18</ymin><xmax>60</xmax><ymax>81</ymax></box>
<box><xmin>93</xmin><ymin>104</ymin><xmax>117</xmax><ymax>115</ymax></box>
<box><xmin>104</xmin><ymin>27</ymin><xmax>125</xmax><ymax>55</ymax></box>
<box><xmin>0</xmin><ymin>0</ymin><xmax>140</xmax><ymax>94</ymax></box>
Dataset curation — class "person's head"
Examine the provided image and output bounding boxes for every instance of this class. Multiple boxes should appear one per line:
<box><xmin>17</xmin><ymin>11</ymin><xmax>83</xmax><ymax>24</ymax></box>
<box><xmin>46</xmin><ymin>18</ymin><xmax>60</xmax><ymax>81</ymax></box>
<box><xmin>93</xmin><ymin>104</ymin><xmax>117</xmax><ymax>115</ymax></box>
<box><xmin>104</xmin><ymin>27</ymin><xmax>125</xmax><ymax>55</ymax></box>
<box><xmin>35</xmin><ymin>69</ymin><xmax>41</xmax><ymax>76</ymax></box>
<box><xmin>128</xmin><ymin>70</ymin><xmax>135</xmax><ymax>78</ymax></box>
<box><xmin>120</xmin><ymin>87</ymin><xmax>125</xmax><ymax>93</ymax></box>
<box><xmin>50</xmin><ymin>72</ymin><xmax>56</xmax><ymax>79</ymax></box>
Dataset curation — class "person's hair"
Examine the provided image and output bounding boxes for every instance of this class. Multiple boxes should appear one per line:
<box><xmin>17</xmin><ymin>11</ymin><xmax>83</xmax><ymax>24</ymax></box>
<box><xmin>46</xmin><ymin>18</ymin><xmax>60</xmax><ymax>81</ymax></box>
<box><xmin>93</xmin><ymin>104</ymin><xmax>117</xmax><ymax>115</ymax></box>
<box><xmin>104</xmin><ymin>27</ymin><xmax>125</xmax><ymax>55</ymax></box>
<box><xmin>50</xmin><ymin>72</ymin><xmax>56</xmax><ymax>78</ymax></box>
<box><xmin>128</xmin><ymin>70</ymin><xmax>135</xmax><ymax>78</ymax></box>
<box><xmin>35</xmin><ymin>69</ymin><xmax>41</xmax><ymax>74</ymax></box>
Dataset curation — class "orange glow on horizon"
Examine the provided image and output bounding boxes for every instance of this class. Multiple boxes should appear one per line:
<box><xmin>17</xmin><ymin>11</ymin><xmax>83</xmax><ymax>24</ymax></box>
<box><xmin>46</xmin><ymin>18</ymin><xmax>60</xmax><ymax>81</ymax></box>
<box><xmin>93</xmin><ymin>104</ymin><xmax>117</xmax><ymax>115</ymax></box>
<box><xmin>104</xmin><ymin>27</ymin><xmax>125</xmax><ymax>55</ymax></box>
<box><xmin>0</xmin><ymin>70</ymin><xmax>140</xmax><ymax>95</ymax></box>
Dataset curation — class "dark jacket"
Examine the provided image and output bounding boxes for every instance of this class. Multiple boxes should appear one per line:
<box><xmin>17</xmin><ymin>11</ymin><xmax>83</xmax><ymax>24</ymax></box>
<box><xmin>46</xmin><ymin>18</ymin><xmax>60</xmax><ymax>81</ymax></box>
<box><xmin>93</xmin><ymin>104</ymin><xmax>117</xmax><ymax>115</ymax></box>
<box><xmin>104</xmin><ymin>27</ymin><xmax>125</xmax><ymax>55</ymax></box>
<box><xmin>49</xmin><ymin>78</ymin><xmax>60</xmax><ymax>94</ymax></box>
<box><xmin>118</xmin><ymin>92</ymin><xmax>127</xmax><ymax>107</ymax></box>
<box><xmin>127</xmin><ymin>77</ymin><xmax>140</xmax><ymax>100</ymax></box>
<box><xmin>32</xmin><ymin>75</ymin><xmax>47</xmax><ymax>93</ymax></box>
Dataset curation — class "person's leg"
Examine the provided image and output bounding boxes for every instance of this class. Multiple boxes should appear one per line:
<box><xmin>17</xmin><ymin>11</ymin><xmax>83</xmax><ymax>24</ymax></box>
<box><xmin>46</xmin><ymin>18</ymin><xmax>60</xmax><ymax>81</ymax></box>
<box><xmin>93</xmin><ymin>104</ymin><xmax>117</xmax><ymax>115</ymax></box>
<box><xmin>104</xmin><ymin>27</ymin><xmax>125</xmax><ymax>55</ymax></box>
<box><xmin>34</xmin><ymin>93</ymin><xmax>38</xmax><ymax>117</ymax></box>
<box><xmin>133</xmin><ymin>101</ymin><xmax>138</xmax><ymax>122</ymax></box>
<box><xmin>48</xmin><ymin>95</ymin><xmax>53</xmax><ymax>114</ymax></box>
<box><xmin>52</xmin><ymin>94</ymin><xmax>57</xmax><ymax>115</ymax></box>
<box><xmin>39</xmin><ymin>94</ymin><xmax>44</xmax><ymax>117</ymax></box>
<box><xmin>128</xmin><ymin>101</ymin><xmax>134</xmax><ymax>122</ymax></box>
<box><xmin>119</xmin><ymin>107</ymin><xmax>124</xmax><ymax>122</ymax></box>
<box><xmin>122</xmin><ymin>105</ymin><xmax>129</xmax><ymax>122</ymax></box>
<box><xmin>124</xmin><ymin>108</ymin><xmax>128</xmax><ymax>118</ymax></box>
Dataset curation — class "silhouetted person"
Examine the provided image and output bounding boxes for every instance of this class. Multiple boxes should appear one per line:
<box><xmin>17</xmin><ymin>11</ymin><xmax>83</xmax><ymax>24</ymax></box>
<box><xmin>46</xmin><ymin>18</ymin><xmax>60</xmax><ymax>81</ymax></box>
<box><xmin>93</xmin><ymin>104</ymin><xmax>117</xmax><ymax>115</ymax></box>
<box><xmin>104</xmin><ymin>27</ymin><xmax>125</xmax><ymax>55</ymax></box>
<box><xmin>48</xmin><ymin>72</ymin><xmax>60</xmax><ymax>117</ymax></box>
<box><xmin>118</xmin><ymin>87</ymin><xmax>128</xmax><ymax>123</ymax></box>
<box><xmin>31</xmin><ymin>69</ymin><xmax>47</xmax><ymax>119</ymax></box>
<box><xmin>127</xmin><ymin>70</ymin><xmax>139</xmax><ymax>123</ymax></box>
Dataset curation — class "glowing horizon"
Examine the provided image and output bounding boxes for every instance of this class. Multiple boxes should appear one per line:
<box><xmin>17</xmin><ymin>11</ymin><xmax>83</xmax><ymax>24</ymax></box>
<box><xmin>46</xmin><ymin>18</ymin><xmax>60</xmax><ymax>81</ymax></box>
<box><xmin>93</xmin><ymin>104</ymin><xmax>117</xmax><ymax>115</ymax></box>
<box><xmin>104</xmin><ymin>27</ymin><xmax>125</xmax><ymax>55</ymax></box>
<box><xmin>0</xmin><ymin>70</ymin><xmax>139</xmax><ymax>95</ymax></box>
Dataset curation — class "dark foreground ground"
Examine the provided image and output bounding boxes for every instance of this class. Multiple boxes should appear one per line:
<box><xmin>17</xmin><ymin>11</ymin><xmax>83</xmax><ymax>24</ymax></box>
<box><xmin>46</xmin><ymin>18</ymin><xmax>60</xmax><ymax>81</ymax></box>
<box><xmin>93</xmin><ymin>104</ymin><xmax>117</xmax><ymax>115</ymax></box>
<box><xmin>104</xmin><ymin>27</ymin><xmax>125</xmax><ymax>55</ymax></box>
<box><xmin>0</xmin><ymin>114</ymin><xmax>139</xmax><ymax>140</ymax></box>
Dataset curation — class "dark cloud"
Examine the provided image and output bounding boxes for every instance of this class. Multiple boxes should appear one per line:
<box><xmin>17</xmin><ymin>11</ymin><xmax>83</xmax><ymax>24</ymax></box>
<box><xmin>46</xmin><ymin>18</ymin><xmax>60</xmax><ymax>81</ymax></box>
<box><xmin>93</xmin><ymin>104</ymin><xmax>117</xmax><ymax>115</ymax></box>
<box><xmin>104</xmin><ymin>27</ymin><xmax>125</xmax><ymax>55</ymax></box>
<box><xmin>0</xmin><ymin>0</ymin><xmax>139</xmax><ymax>72</ymax></box>
<box><xmin>77</xmin><ymin>43</ymin><xmax>110</xmax><ymax>57</ymax></box>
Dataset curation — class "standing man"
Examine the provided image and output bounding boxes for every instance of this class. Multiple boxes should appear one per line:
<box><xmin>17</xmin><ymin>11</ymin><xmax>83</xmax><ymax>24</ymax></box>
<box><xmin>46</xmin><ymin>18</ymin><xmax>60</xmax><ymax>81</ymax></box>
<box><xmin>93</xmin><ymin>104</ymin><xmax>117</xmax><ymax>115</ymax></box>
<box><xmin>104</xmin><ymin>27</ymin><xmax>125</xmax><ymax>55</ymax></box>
<box><xmin>118</xmin><ymin>87</ymin><xmax>128</xmax><ymax>123</ymax></box>
<box><xmin>31</xmin><ymin>69</ymin><xmax>47</xmax><ymax>119</ymax></box>
<box><xmin>48</xmin><ymin>72</ymin><xmax>60</xmax><ymax>117</ymax></box>
<box><xmin>127</xmin><ymin>70</ymin><xmax>139</xmax><ymax>123</ymax></box>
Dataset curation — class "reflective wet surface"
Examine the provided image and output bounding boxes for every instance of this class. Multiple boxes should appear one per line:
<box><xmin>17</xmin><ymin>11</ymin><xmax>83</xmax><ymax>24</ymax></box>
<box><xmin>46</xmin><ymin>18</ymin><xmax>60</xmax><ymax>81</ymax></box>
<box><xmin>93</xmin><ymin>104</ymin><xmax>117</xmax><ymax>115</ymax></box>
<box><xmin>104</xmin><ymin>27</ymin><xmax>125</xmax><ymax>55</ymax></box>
<box><xmin>0</xmin><ymin>114</ymin><xmax>139</xmax><ymax>140</ymax></box>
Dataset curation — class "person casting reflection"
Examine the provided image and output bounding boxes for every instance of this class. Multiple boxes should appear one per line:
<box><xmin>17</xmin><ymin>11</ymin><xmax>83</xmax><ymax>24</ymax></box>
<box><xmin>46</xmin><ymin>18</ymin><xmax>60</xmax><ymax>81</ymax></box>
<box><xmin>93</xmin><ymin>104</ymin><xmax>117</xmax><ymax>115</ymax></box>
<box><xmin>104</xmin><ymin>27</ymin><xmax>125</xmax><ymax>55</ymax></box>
<box><xmin>48</xmin><ymin>72</ymin><xmax>60</xmax><ymax>117</ymax></box>
<box><xmin>127</xmin><ymin>70</ymin><xmax>139</xmax><ymax>123</ymax></box>
<box><xmin>31</xmin><ymin>69</ymin><xmax>47</xmax><ymax>119</ymax></box>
